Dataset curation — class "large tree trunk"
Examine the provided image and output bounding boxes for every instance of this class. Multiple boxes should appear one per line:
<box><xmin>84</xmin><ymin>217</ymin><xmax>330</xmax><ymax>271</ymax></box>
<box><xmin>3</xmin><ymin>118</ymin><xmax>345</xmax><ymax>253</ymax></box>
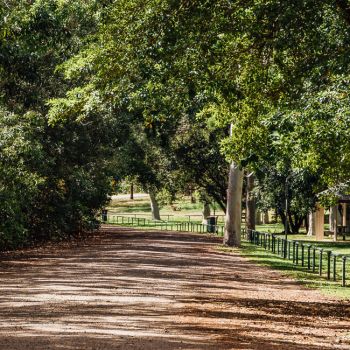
<box><xmin>246</xmin><ymin>173</ymin><xmax>255</xmax><ymax>234</ymax></box>
<box><xmin>130</xmin><ymin>182</ymin><xmax>134</xmax><ymax>200</ymax></box>
<box><xmin>329</xmin><ymin>206</ymin><xmax>336</xmax><ymax>232</ymax></box>
<box><xmin>288</xmin><ymin>212</ymin><xmax>304</xmax><ymax>234</ymax></box>
<box><xmin>278</xmin><ymin>208</ymin><xmax>287</xmax><ymax>232</ymax></box>
<box><xmin>334</xmin><ymin>205</ymin><xmax>339</xmax><ymax>242</ymax></box>
<box><xmin>263</xmin><ymin>212</ymin><xmax>269</xmax><ymax>224</ymax></box>
<box><xmin>224</xmin><ymin>162</ymin><xmax>243</xmax><ymax>247</ymax></box>
<box><xmin>203</xmin><ymin>203</ymin><xmax>211</xmax><ymax>218</ymax></box>
<box><xmin>307</xmin><ymin>211</ymin><xmax>316</xmax><ymax>236</ymax></box>
<box><xmin>342</xmin><ymin>203</ymin><xmax>347</xmax><ymax>226</ymax></box>
<box><xmin>149</xmin><ymin>191</ymin><xmax>161</xmax><ymax>220</ymax></box>
<box><xmin>190</xmin><ymin>188</ymin><xmax>196</xmax><ymax>204</ymax></box>
<box><xmin>255</xmin><ymin>210</ymin><xmax>262</xmax><ymax>225</ymax></box>
<box><xmin>202</xmin><ymin>202</ymin><xmax>211</xmax><ymax>223</ymax></box>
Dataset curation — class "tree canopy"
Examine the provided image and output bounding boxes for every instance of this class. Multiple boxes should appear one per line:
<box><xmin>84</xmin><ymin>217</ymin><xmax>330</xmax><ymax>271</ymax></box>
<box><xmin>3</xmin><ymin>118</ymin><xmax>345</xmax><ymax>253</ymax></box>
<box><xmin>2</xmin><ymin>0</ymin><xmax>350</xmax><ymax>247</ymax></box>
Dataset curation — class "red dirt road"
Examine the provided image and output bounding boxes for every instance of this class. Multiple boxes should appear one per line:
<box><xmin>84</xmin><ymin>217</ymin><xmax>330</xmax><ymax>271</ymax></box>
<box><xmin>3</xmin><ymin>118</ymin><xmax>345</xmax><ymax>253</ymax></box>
<box><xmin>0</xmin><ymin>226</ymin><xmax>349</xmax><ymax>349</ymax></box>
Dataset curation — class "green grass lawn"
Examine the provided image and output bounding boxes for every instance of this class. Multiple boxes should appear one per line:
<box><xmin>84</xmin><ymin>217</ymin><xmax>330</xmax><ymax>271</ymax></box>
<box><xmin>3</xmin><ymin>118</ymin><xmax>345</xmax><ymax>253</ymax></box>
<box><xmin>256</xmin><ymin>223</ymin><xmax>308</xmax><ymax>234</ymax></box>
<box><xmin>255</xmin><ymin>223</ymin><xmax>350</xmax><ymax>255</ymax></box>
<box><xmin>269</xmin><ymin>234</ymin><xmax>350</xmax><ymax>255</ymax></box>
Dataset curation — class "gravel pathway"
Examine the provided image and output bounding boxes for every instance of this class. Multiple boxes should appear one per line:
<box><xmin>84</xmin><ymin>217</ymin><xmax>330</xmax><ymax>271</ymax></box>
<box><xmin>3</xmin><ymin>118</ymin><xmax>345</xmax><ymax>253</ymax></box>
<box><xmin>0</xmin><ymin>225</ymin><xmax>349</xmax><ymax>349</ymax></box>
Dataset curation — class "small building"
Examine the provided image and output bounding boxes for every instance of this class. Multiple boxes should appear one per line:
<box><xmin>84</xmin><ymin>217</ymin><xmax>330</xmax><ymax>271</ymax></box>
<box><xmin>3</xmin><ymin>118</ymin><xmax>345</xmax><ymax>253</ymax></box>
<box><xmin>312</xmin><ymin>192</ymin><xmax>350</xmax><ymax>241</ymax></box>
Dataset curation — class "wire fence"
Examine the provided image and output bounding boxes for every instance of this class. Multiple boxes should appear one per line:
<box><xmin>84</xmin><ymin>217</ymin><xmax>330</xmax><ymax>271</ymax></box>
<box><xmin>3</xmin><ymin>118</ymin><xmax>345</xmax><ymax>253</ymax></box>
<box><xmin>105</xmin><ymin>214</ymin><xmax>225</xmax><ymax>235</ymax></box>
<box><xmin>105</xmin><ymin>211</ymin><xmax>226</xmax><ymax>223</ymax></box>
<box><xmin>243</xmin><ymin>229</ymin><xmax>349</xmax><ymax>287</ymax></box>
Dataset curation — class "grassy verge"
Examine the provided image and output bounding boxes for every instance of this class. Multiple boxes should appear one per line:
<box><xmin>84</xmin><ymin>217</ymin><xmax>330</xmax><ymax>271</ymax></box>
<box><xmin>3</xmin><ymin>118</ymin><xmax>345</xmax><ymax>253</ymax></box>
<box><xmin>217</xmin><ymin>242</ymin><xmax>350</xmax><ymax>299</ymax></box>
<box><xmin>271</xmin><ymin>234</ymin><xmax>350</xmax><ymax>255</ymax></box>
<box><xmin>107</xmin><ymin>196</ymin><xmax>225</xmax><ymax>223</ymax></box>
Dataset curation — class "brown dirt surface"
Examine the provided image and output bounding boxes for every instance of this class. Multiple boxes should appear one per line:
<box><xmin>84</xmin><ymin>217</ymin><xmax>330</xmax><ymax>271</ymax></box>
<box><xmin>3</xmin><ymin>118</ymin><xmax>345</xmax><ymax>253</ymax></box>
<box><xmin>0</xmin><ymin>225</ymin><xmax>349</xmax><ymax>350</ymax></box>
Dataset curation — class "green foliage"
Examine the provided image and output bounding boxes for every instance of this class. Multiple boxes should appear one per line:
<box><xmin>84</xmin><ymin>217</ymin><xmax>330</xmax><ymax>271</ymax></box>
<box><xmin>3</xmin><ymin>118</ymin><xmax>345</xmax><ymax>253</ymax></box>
<box><xmin>3</xmin><ymin>0</ymin><xmax>350</xmax><ymax>248</ymax></box>
<box><xmin>256</xmin><ymin>166</ymin><xmax>318</xmax><ymax>233</ymax></box>
<box><xmin>0</xmin><ymin>1</ymin><xmax>116</xmax><ymax>249</ymax></box>
<box><xmin>0</xmin><ymin>109</ymin><xmax>45</xmax><ymax>248</ymax></box>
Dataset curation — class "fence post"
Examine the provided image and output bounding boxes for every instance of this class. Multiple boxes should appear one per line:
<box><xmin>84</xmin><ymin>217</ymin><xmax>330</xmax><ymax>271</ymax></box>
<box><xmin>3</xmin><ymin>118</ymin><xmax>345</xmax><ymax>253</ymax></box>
<box><xmin>319</xmin><ymin>249</ymin><xmax>323</xmax><ymax>276</ymax></box>
<box><xmin>333</xmin><ymin>255</ymin><xmax>337</xmax><ymax>281</ymax></box>
<box><xmin>342</xmin><ymin>256</ymin><xmax>347</xmax><ymax>287</ymax></box>
<box><xmin>292</xmin><ymin>241</ymin><xmax>296</xmax><ymax>264</ymax></box>
<box><xmin>288</xmin><ymin>241</ymin><xmax>291</xmax><ymax>260</ymax></box>
<box><xmin>295</xmin><ymin>242</ymin><xmax>299</xmax><ymax>265</ymax></box>
<box><xmin>301</xmin><ymin>244</ymin><xmax>304</xmax><ymax>267</ymax></box>
<box><xmin>327</xmin><ymin>251</ymin><xmax>331</xmax><ymax>280</ymax></box>
<box><xmin>281</xmin><ymin>239</ymin><xmax>284</xmax><ymax>257</ymax></box>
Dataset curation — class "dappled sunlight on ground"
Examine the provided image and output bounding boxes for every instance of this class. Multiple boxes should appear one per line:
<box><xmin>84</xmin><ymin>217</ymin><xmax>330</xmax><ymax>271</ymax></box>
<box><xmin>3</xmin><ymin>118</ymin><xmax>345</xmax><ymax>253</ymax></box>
<box><xmin>0</xmin><ymin>226</ymin><xmax>349</xmax><ymax>349</ymax></box>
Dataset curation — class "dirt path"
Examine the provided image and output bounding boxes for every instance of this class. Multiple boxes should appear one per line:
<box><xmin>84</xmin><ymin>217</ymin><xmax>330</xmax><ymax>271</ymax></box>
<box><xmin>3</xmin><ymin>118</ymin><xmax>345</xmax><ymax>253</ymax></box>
<box><xmin>0</xmin><ymin>226</ymin><xmax>349</xmax><ymax>350</ymax></box>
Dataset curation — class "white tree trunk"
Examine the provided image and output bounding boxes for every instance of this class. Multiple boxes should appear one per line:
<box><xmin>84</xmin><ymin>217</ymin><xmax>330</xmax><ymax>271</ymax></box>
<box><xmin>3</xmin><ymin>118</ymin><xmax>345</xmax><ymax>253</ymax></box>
<box><xmin>329</xmin><ymin>206</ymin><xmax>336</xmax><ymax>232</ymax></box>
<box><xmin>315</xmin><ymin>206</ymin><xmax>325</xmax><ymax>241</ymax></box>
<box><xmin>342</xmin><ymin>203</ymin><xmax>347</xmax><ymax>226</ymax></box>
<box><xmin>149</xmin><ymin>191</ymin><xmax>161</xmax><ymax>220</ymax></box>
<box><xmin>255</xmin><ymin>210</ymin><xmax>262</xmax><ymax>225</ymax></box>
<box><xmin>224</xmin><ymin>162</ymin><xmax>243</xmax><ymax>247</ymax></box>
<box><xmin>307</xmin><ymin>211</ymin><xmax>316</xmax><ymax>236</ymax></box>
<box><xmin>202</xmin><ymin>203</ymin><xmax>211</xmax><ymax>223</ymax></box>
<box><xmin>334</xmin><ymin>205</ymin><xmax>338</xmax><ymax>242</ymax></box>
<box><xmin>130</xmin><ymin>182</ymin><xmax>134</xmax><ymax>200</ymax></box>
<box><xmin>263</xmin><ymin>212</ymin><xmax>269</xmax><ymax>224</ymax></box>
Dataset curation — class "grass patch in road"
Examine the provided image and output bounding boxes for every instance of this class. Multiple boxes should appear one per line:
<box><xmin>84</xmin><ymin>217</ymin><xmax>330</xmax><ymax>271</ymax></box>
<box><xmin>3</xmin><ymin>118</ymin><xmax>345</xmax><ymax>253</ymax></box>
<box><xmin>218</xmin><ymin>242</ymin><xmax>350</xmax><ymax>300</ymax></box>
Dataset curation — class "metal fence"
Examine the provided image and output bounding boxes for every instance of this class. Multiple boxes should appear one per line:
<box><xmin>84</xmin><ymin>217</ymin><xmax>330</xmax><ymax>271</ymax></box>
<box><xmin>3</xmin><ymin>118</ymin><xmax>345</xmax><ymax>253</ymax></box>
<box><xmin>105</xmin><ymin>214</ymin><xmax>225</xmax><ymax>236</ymax></box>
<box><xmin>244</xmin><ymin>229</ymin><xmax>349</xmax><ymax>287</ymax></box>
<box><xmin>105</xmin><ymin>211</ymin><xmax>226</xmax><ymax>223</ymax></box>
